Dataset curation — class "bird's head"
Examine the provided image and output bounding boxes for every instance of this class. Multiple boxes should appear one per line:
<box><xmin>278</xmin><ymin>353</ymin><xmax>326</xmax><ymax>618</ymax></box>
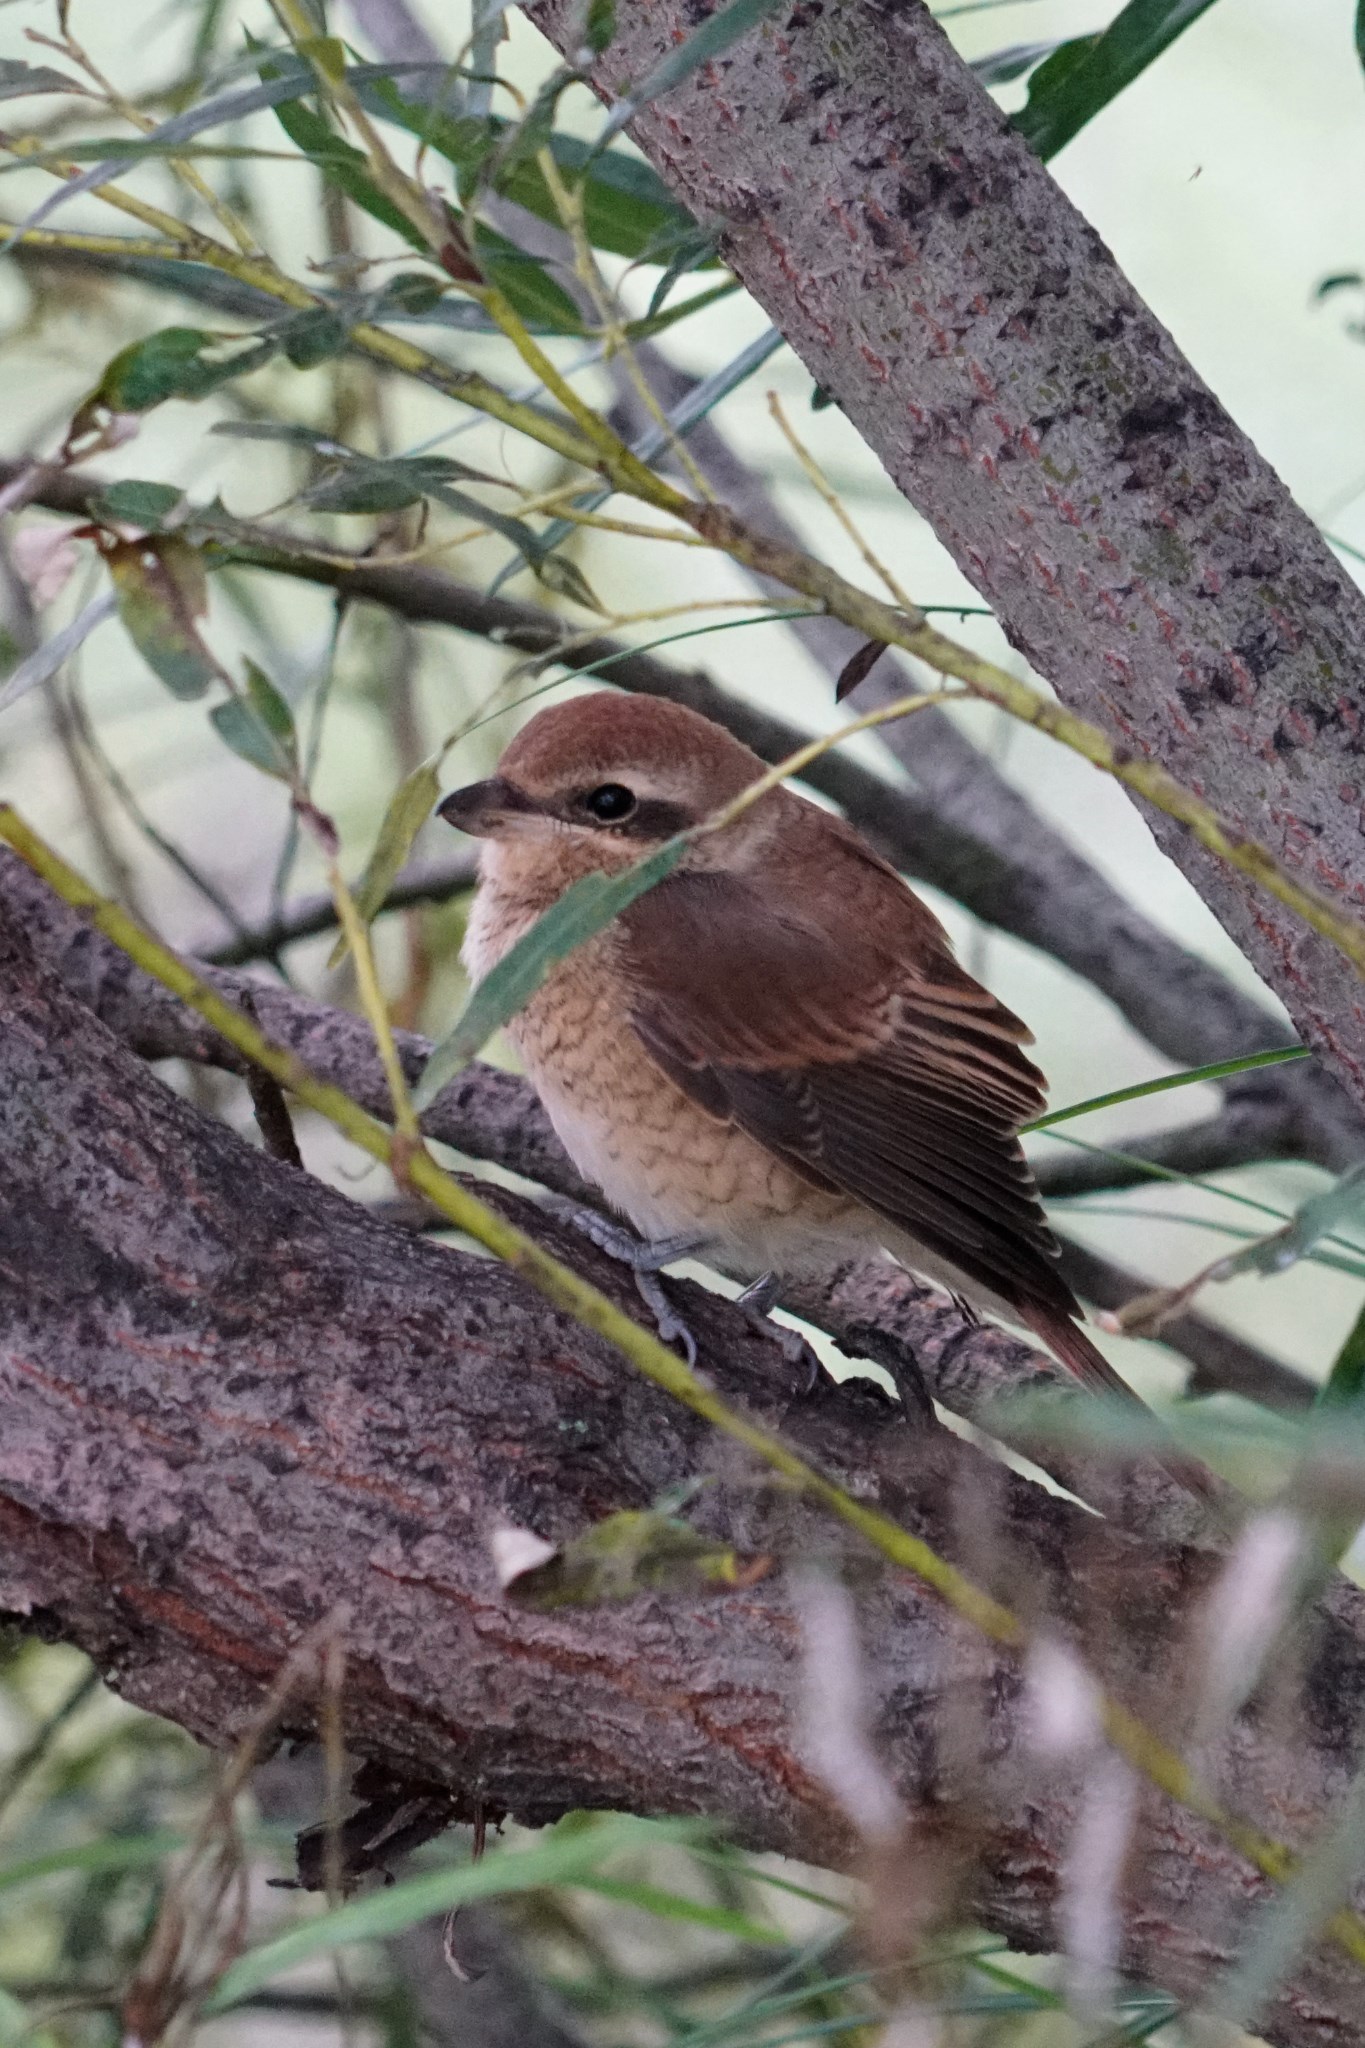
<box><xmin>437</xmin><ymin>691</ymin><xmax>779</xmax><ymax>877</ymax></box>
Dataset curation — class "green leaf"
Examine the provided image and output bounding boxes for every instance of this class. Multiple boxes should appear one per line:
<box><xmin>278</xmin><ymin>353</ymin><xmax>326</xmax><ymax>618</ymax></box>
<box><xmin>0</xmin><ymin>1827</ymin><xmax>189</xmax><ymax>1892</ymax></box>
<box><xmin>259</xmin><ymin>47</ymin><xmax>432</xmax><ymax>253</ymax></box>
<box><xmin>603</xmin><ymin>0</ymin><xmax>788</xmax><ymax>138</ymax></box>
<box><xmin>584</xmin><ymin>0</ymin><xmax>617</xmax><ymax>55</ymax></box>
<box><xmin>362</xmin><ymin>80</ymin><xmax>711</xmax><ymax>267</ymax></box>
<box><xmin>504</xmin><ymin>1507</ymin><xmax>757</xmax><ymax>1609</ymax></box>
<box><xmin>414</xmin><ymin>837</ymin><xmax>686</xmax><ymax>1109</ymax></box>
<box><xmin>573</xmin><ymin>1875</ymin><xmax>784</xmax><ymax>1944</ymax></box>
<box><xmin>93</xmin><ymin>325</ymin><xmax>274</xmax><ymax>410</ymax></box>
<box><xmin>89</xmin><ymin>478</ymin><xmax>186</xmax><ymax>529</ymax></box>
<box><xmin>1013</xmin><ymin>0</ymin><xmax>1221</xmax><ymax>162</ymax></box>
<box><xmin>209</xmin><ymin>660</ymin><xmax>298</xmax><ymax>780</ymax></box>
<box><xmin>470</xmin><ymin>223</ymin><xmax>585</xmax><ymax>333</ymax></box>
<box><xmin>1357</xmin><ymin>0</ymin><xmax>1365</xmax><ymax>72</ymax></box>
<box><xmin>274</xmin><ymin>304</ymin><xmax>350</xmax><ymax>367</ymax></box>
<box><xmin>105</xmin><ymin>535</ymin><xmax>222</xmax><ymax>698</ymax></box>
<box><xmin>1024</xmin><ymin>1043</ymin><xmax>1308</xmax><ymax>1133</ymax></box>
<box><xmin>1318</xmin><ymin>1298</ymin><xmax>1365</xmax><ymax>1414</ymax></box>
<box><xmin>971</xmin><ymin>40</ymin><xmax>1065</xmax><ymax>87</ymax></box>
<box><xmin>532</xmin><ymin>551</ymin><xmax>604</xmax><ymax>613</ymax></box>
<box><xmin>204</xmin><ymin>1815</ymin><xmax>706</xmax><ymax>2011</ymax></box>
<box><xmin>328</xmin><ymin>758</ymin><xmax>442</xmax><ymax>968</ymax></box>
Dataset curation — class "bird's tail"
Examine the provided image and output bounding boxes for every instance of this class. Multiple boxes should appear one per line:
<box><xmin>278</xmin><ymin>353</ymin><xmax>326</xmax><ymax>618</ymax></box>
<box><xmin>1019</xmin><ymin>1304</ymin><xmax>1145</xmax><ymax>1405</ymax></box>
<box><xmin>1019</xmin><ymin>1304</ymin><xmax>1218</xmax><ymax>1507</ymax></box>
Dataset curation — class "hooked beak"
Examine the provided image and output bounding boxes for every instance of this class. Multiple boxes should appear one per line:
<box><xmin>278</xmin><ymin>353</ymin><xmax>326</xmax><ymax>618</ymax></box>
<box><xmin>436</xmin><ymin>776</ymin><xmax>535</xmax><ymax>837</ymax></box>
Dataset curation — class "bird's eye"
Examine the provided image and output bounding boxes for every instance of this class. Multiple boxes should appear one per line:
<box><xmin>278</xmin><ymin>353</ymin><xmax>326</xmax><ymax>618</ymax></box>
<box><xmin>581</xmin><ymin>783</ymin><xmax>636</xmax><ymax>823</ymax></box>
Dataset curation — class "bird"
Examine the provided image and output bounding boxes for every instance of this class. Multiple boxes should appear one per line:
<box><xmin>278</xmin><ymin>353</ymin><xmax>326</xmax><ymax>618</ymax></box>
<box><xmin>437</xmin><ymin>688</ymin><xmax>1133</xmax><ymax>1404</ymax></box>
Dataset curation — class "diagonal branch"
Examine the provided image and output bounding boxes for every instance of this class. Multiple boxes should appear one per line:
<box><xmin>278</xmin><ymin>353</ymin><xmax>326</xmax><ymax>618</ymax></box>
<box><xmin>3</xmin><ymin>873</ymin><xmax>1365</xmax><ymax>2048</ymax></box>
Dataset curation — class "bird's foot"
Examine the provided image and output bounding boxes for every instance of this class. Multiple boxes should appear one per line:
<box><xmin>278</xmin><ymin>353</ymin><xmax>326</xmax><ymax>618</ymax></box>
<box><xmin>540</xmin><ymin>1197</ymin><xmax>709</xmax><ymax>1366</ymax></box>
<box><xmin>735</xmin><ymin>1272</ymin><xmax>824</xmax><ymax>1394</ymax></box>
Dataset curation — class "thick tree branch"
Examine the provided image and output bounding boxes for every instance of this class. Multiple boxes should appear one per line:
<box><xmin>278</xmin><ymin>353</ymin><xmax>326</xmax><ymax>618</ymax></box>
<box><xmin>526</xmin><ymin>0</ymin><xmax>1365</xmax><ymax>1117</ymax></box>
<box><xmin>4</xmin><ymin>847</ymin><xmax>1308</xmax><ymax>1479</ymax></box>
<box><xmin>4</xmin><ymin>882</ymin><xmax>1365</xmax><ymax>2047</ymax></box>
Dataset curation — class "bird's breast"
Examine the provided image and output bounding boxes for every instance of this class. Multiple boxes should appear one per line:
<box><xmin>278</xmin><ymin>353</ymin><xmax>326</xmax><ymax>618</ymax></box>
<box><xmin>462</xmin><ymin>869</ymin><xmax>860</xmax><ymax>1272</ymax></box>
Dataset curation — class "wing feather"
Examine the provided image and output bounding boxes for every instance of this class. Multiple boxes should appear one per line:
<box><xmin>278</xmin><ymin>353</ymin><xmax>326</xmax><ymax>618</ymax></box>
<box><xmin>619</xmin><ymin>819</ymin><xmax>1075</xmax><ymax>1316</ymax></box>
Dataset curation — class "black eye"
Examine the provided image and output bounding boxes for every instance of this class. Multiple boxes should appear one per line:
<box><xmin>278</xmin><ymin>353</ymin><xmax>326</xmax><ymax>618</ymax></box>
<box><xmin>582</xmin><ymin>783</ymin><xmax>636</xmax><ymax>823</ymax></box>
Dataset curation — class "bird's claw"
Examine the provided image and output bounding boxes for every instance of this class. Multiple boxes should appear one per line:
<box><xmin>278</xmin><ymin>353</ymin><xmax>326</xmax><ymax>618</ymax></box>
<box><xmin>736</xmin><ymin>1272</ymin><xmax>825</xmax><ymax>1394</ymax></box>
<box><xmin>540</xmin><ymin>1197</ymin><xmax>704</xmax><ymax>1363</ymax></box>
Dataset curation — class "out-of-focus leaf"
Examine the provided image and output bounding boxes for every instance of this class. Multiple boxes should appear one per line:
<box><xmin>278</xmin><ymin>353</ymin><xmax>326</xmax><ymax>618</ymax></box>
<box><xmin>414</xmin><ymin>838</ymin><xmax>686</xmax><ymax>1108</ymax></box>
<box><xmin>971</xmin><ymin>40</ymin><xmax>1065</xmax><ymax>86</ymax></box>
<box><xmin>0</xmin><ymin>593</ymin><xmax>117</xmax><ymax>716</ymax></box>
<box><xmin>1318</xmin><ymin>1298</ymin><xmax>1365</xmax><ymax>1414</ymax></box>
<box><xmin>89</xmin><ymin>479</ymin><xmax>185</xmax><ymax>529</ymax></box>
<box><xmin>264</xmin><ymin>61</ymin><xmax>433</xmax><ymax>254</ymax></box>
<box><xmin>206</xmin><ymin>1814</ymin><xmax>706</xmax><ymax>2010</ymax></box>
<box><xmin>1013</xmin><ymin>0</ymin><xmax>1221</xmax><ymax>162</ymax></box>
<box><xmin>584</xmin><ymin>0</ymin><xmax>617</xmax><ymax>54</ymax></box>
<box><xmin>301</xmin><ymin>452</ymin><xmax>494</xmax><ymax>514</ymax></box>
<box><xmin>503</xmin><ymin>1508</ymin><xmax>763</xmax><ymax>1609</ymax></box>
<box><xmin>273</xmin><ymin>305</ymin><xmax>351</xmax><ymax>367</ymax></box>
<box><xmin>328</xmin><ymin>759</ymin><xmax>442</xmax><ymax>968</ymax></box>
<box><xmin>470</xmin><ymin>223</ymin><xmax>585</xmax><ymax>333</ymax></box>
<box><xmin>362</xmin><ymin>80</ymin><xmax>711</xmax><ymax>266</ymax></box>
<box><xmin>0</xmin><ymin>58</ymin><xmax>89</xmax><ymax>101</ymax></box>
<box><xmin>1318</xmin><ymin>273</ymin><xmax>1364</xmax><ymax>301</ymax></box>
<box><xmin>91</xmin><ymin>326</ymin><xmax>274</xmax><ymax>411</ymax></box>
<box><xmin>599</xmin><ymin>0</ymin><xmax>786</xmax><ymax>143</ymax></box>
<box><xmin>532</xmin><ymin>552</ymin><xmax>603</xmax><ymax>612</ymax></box>
<box><xmin>209</xmin><ymin>660</ymin><xmax>298</xmax><ymax>780</ymax></box>
<box><xmin>104</xmin><ymin>535</ymin><xmax>222</xmax><ymax>699</ymax></box>
<box><xmin>1357</xmin><ymin>0</ymin><xmax>1365</xmax><ymax>71</ymax></box>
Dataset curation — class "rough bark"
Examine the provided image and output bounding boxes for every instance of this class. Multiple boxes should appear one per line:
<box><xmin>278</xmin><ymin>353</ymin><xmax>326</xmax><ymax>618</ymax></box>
<box><xmin>6</xmin><ymin>891</ymin><xmax>1365</xmax><ymax>2044</ymax></box>
<box><xmin>527</xmin><ymin>0</ymin><xmax>1365</xmax><ymax>1114</ymax></box>
<box><xmin>0</xmin><ymin>846</ymin><xmax>1241</xmax><ymax>1540</ymax></box>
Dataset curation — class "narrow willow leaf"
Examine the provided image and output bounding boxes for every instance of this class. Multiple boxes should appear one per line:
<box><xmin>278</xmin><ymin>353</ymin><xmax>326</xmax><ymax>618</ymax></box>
<box><xmin>263</xmin><ymin>59</ymin><xmax>431</xmax><ymax>253</ymax></box>
<box><xmin>362</xmin><ymin>81</ymin><xmax>711</xmax><ymax>265</ymax></box>
<box><xmin>1024</xmin><ymin>1043</ymin><xmax>1308</xmax><ymax>1132</ymax></box>
<box><xmin>1357</xmin><ymin>0</ymin><xmax>1365</xmax><ymax>70</ymax></box>
<box><xmin>971</xmin><ymin>40</ymin><xmax>1064</xmax><ymax>86</ymax></box>
<box><xmin>572</xmin><ymin>1876</ymin><xmax>784</xmax><ymax>1944</ymax></box>
<box><xmin>89</xmin><ymin>479</ymin><xmax>185</xmax><ymax>529</ymax></box>
<box><xmin>328</xmin><ymin>759</ymin><xmax>442</xmax><ymax>968</ymax></box>
<box><xmin>205</xmin><ymin>1815</ymin><xmax>706</xmax><ymax>2010</ymax></box>
<box><xmin>1318</xmin><ymin>1298</ymin><xmax>1365</xmax><ymax>1413</ymax></box>
<box><xmin>532</xmin><ymin>552</ymin><xmax>604</xmax><ymax>613</ymax></box>
<box><xmin>414</xmin><ymin>838</ymin><xmax>686</xmax><ymax>1109</ymax></box>
<box><xmin>0</xmin><ymin>593</ymin><xmax>117</xmax><ymax>716</ymax></box>
<box><xmin>1013</xmin><ymin>0</ymin><xmax>1221</xmax><ymax>162</ymax></box>
<box><xmin>599</xmin><ymin>0</ymin><xmax>788</xmax><ymax>143</ymax></box>
<box><xmin>0</xmin><ymin>1827</ymin><xmax>189</xmax><ymax>1892</ymax></box>
<box><xmin>106</xmin><ymin>536</ymin><xmax>222</xmax><ymax>699</ymax></box>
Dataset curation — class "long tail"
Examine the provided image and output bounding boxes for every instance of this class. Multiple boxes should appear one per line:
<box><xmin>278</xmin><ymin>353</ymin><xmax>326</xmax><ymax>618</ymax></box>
<box><xmin>1020</xmin><ymin>1304</ymin><xmax>1146</xmax><ymax>1405</ymax></box>
<box><xmin>1019</xmin><ymin>1304</ymin><xmax>1218</xmax><ymax>1506</ymax></box>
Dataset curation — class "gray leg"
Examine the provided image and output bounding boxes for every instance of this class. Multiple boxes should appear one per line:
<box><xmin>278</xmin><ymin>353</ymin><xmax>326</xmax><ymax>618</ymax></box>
<box><xmin>541</xmin><ymin>1197</ymin><xmax>710</xmax><ymax>1364</ymax></box>
<box><xmin>735</xmin><ymin>1271</ymin><xmax>823</xmax><ymax>1393</ymax></box>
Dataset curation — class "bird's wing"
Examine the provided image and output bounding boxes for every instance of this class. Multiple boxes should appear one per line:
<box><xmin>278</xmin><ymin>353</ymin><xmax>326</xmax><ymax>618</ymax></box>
<box><xmin>617</xmin><ymin>825</ymin><xmax>1073</xmax><ymax>1315</ymax></box>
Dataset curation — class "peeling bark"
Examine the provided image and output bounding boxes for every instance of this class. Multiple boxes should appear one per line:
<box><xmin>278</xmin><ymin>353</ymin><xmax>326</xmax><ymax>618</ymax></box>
<box><xmin>528</xmin><ymin>0</ymin><xmax>1365</xmax><ymax>1111</ymax></box>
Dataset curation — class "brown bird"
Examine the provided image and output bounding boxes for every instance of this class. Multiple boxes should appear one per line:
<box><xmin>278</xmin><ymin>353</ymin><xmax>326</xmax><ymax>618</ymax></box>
<box><xmin>438</xmin><ymin>690</ymin><xmax>1131</xmax><ymax>1401</ymax></box>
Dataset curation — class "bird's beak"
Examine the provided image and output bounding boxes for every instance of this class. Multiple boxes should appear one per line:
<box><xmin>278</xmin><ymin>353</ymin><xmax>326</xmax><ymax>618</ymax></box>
<box><xmin>436</xmin><ymin>776</ymin><xmax>534</xmax><ymax>837</ymax></box>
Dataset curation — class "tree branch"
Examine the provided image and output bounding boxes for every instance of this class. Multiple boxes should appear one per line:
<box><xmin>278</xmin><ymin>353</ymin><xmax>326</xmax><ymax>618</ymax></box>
<box><xmin>3</xmin><ymin>877</ymin><xmax>1365</xmax><ymax>2047</ymax></box>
